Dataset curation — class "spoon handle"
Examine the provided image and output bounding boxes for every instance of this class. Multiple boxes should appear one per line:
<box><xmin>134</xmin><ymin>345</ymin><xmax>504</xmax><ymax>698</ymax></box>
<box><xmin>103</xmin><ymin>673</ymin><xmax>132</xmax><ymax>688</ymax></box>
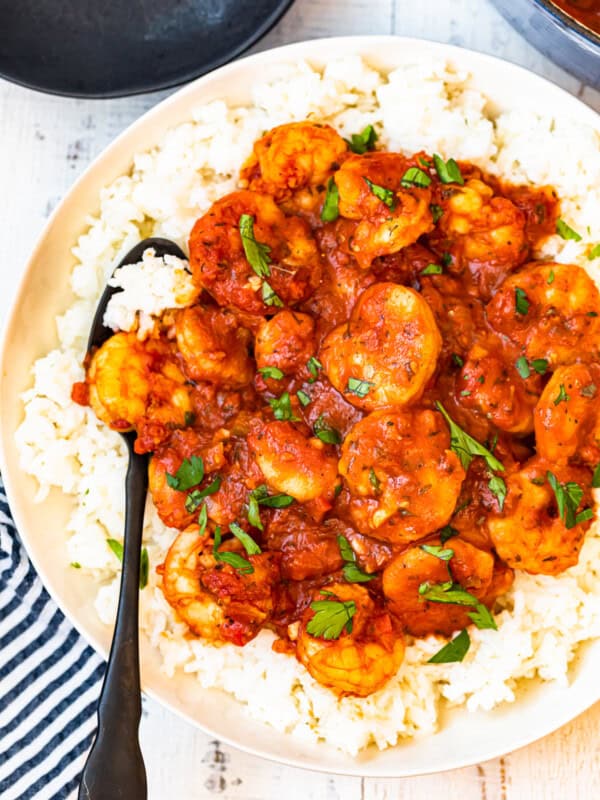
<box><xmin>78</xmin><ymin>441</ymin><xmax>148</xmax><ymax>800</ymax></box>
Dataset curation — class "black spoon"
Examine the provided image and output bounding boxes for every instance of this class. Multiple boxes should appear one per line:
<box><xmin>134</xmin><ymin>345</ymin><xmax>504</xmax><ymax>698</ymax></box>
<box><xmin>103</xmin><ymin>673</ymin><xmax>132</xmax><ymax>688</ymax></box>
<box><xmin>78</xmin><ymin>237</ymin><xmax>186</xmax><ymax>800</ymax></box>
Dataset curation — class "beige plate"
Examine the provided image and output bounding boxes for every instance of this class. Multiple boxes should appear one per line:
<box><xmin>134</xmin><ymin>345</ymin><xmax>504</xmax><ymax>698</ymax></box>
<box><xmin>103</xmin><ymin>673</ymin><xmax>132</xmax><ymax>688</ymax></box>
<box><xmin>1</xmin><ymin>36</ymin><xmax>599</xmax><ymax>777</ymax></box>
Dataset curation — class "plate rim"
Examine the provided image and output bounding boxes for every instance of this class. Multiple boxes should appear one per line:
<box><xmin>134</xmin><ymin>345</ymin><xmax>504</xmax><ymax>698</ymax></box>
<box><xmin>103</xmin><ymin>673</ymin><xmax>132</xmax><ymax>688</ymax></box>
<box><xmin>1</xmin><ymin>34</ymin><xmax>600</xmax><ymax>777</ymax></box>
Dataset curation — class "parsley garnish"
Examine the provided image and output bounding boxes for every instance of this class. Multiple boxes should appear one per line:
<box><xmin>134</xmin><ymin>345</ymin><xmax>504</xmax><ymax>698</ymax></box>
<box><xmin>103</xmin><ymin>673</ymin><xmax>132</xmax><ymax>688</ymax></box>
<box><xmin>258</xmin><ymin>366</ymin><xmax>284</xmax><ymax>380</ymax></box>
<box><xmin>337</xmin><ymin>535</ymin><xmax>375</xmax><ymax>583</ymax></box>
<box><xmin>198</xmin><ymin>503</ymin><xmax>208</xmax><ymax>536</ymax></box>
<box><xmin>229</xmin><ymin>522</ymin><xmax>261</xmax><ymax>555</ymax></box>
<box><xmin>321</xmin><ymin>177</ymin><xmax>339</xmax><ymax>222</ymax></box>
<box><xmin>433</xmin><ymin>154</ymin><xmax>465</xmax><ymax>185</ymax></box>
<box><xmin>421</xmin><ymin>263</ymin><xmax>443</xmax><ymax>275</ymax></box>
<box><xmin>547</xmin><ymin>269</ymin><xmax>555</xmax><ymax>285</ymax></box>
<box><xmin>419</xmin><ymin>581</ymin><xmax>497</xmax><ymax>631</ymax></box>
<box><xmin>452</xmin><ymin>354</ymin><xmax>464</xmax><ymax>368</ymax></box>
<box><xmin>488</xmin><ymin>474</ymin><xmax>507</xmax><ymax>511</ymax></box>
<box><xmin>435</xmin><ymin>402</ymin><xmax>504</xmax><ymax>473</ymax></box>
<box><xmin>556</xmin><ymin>219</ymin><xmax>582</xmax><ymax>242</ymax></box>
<box><xmin>185</xmin><ymin>476</ymin><xmax>222</xmax><ymax>512</ymax></box>
<box><xmin>441</xmin><ymin>252</ymin><xmax>452</xmax><ymax>267</ymax></box>
<box><xmin>70</xmin><ymin>562</ymin><xmax>81</xmax><ymax>569</ymax></box>
<box><xmin>297</xmin><ymin>390</ymin><xmax>311</xmax><ymax>407</ymax></box>
<box><xmin>107</xmin><ymin>538</ymin><xmax>123</xmax><ymax>561</ymax></box>
<box><xmin>306</xmin><ymin>594</ymin><xmax>356</xmax><ymax>639</ymax></box>
<box><xmin>213</xmin><ymin>526</ymin><xmax>253</xmax><ymax>574</ymax></box>
<box><xmin>588</xmin><ymin>244</ymin><xmax>600</xmax><ymax>260</ymax></box>
<box><xmin>553</xmin><ymin>384</ymin><xmax>569</xmax><ymax>405</ymax></box>
<box><xmin>314</xmin><ymin>415</ymin><xmax>342</xmax><ymax>445</ymax></box>
<box><xmin>166</xmin><ymin>455</ymin><xmax>204</xmax><ymax>491</ymax></box>
<box><xmin>531</xmin><ymin>358</ymin><xmax>549</xmax><ymax>375</ymax></box>
<box><xmin>400</xmin><ymin>166</ymin><xmax>432</xmax><ymax>189</ymax></box>
<box><xmin>184</xmin><ymin>411</ymin><xmax>195</xmax><ymax>427</ymax></box>
<box><xmin>364</xmin><ymin>177</ymin><xmax>396</xmax><ymax>210</ymax></box>
<box><xmin>440</xmin><ymin>525</ymin><xmax>459</xmax><ymax>544</ymax></box>
<box><xmin>515</xmin><ymin>287</ymin><xmax>530</xmax><ymax>315</ymax></box>
<box><xmin>261</xmin><ymin>280</ymin><xmax>284</xmax><ymax>308</ymax></box>
<box><xmin>420</xmin><ymin>544</ymin><xmax>454</xmax><ymax>562</ymax></box>
<box><xmin>346</xmin><ymin>377</ymin><xmax>374</xmax><ymax>397</ymax></box>
<box><xmin>369</xmin><ymin>467</ymin><xmax>380</xmax><ymax>492</ymax></box>
<box><xmin>247</xmin><ymin>485</ymin><xmax>294</xmax><ymax>530</ymax></box>
<box><xmin>307</xmin><ymin>356</ymin><xmax>322</xmax><ymax>382</ymax></box>
<box><xmin>515</xmin><ymin>356</ymin><xmax>530</xmax><ymax>379</ymax></box>
<box><xmin>592</xmin><ymin>463</ymin><xmax>600</xmax><ymax>488</ymax></box>
<box><xmin>239</xmin><ymin>213</ymin><xmax>271</xmax><ymax>277</ymax></box>
<box><xmin>430</xmin><ymin>203</ymin><xmax>444</xmax><ymax>223</ymax></box>
<box><xmin>428</xmin><ymin>628</ymin><xmax>470</xmax><ymax>663</ymax></box>
<box><xmin>346</xmin><ymin>124</ymin><xmax>378</xmax><ymax>154</ymax></box>
<box><xmin>106</xmin><ymin>539</ymin><xmax>149</xmax><ymax>589</ymax></box>
<box><xmin>467</xmin><ymin>604</ymin><xmax>497</xmax><ymax>630</ymax></box>
<box><xmin>269</xmin><ymin>391</ymin><xmax>299</xmax><ymax>421</ymax></box>
<box><xmin>546</xmin><ymin>471</ymin><xmax>587</xmax><ymax>529</ymax></box>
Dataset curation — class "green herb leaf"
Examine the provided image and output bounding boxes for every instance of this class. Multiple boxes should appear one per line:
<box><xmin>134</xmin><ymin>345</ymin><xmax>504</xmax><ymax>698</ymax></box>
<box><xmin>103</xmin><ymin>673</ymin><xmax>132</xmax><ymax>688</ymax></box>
<box><xmin>435</xmin><ymin>402</ymin><xmax>505</xmax><ymax>473</ymax></box>
<box><xmin>297</xmin><ymin>390</ymin><xmax>311</xmax><ymax>407</ymax></box>
<box><xmin>107</xmin><ymin>538</ymin><xmax>124</xmax><ymax>561</ymax></box>
<box><xmin>261</xmin><ymin>280</ymin><xmax>284</xmax><ymax>308</ymax></box>
<box><xmin>421</xmin><ymin>263</ymin><xmax>443</xmax><ymax>275</ymax></box>
<box><xmin>452</xmin><ymin>354</ymin><xmax>464</xmax><ymax>368</ymax></box>
<box><xmin>364</xmin><ymin>177</ymin><xmax>396</xmax><ymax>210</ymax></box>
<box><xmin>185</xmin><ymin>476</ymin><xmax>222</xmax><ymax>513</ymax></box>
<box><xmin>306</xmin><ymin>597</ymin><xmax>356</xmax><ymax>639</ymax></box>
<box><xmin>556</xmin><ymin>218</ymin><xmax>582</xmax><ymax>242</ymax></box>
<box><xmin>576</xmin><ymin>508</ymin><xmax>594</xmax><ymax>524</ymax></box>
<box><xmin>247</xmin><ymin>494</ymin><xmax>263</xmax><ymax>530</ymax></box>
<box><xmin>166</xmin><ymin>455</ymin><xmax>204</xmax><ymax>492</ymax></box>
<box><xmin>307</xmin><ymin>356</ymin><xmax>322</xmax><ymax>381</ymax></box>
<box><xmin>258</xmin><ymin>493</ymin><xmax>295</xmax><ymax>508</ymax></box>
<box><xmin>546</xmin><ymin>471</ymin><xmax>584</xmax><ymax>529</ymax></box>
<box><xmin>198</xmin><ymin>503</ymin><xmax>208</xmax><ymax>536</ymax></box>
<box><xmin>547</xmin><ymin>269</ymin><xmax>555</xmax><ymax>285</ymax></box>
<box><xmin>430</xmin><ymin>203</ymin><xmax>444</xmax><ymax>223</ymax></box>
<box><xmin>213</xmin><ymin>526</ymin><xmax>254</xmax><ymax>573</ymax></box>
<box><xmin>441</xmin><ymin>252</ymin><xmax>452</xmax><ymax>267</ymax></box>
<box><xmin>369</xmin><ymin>467</ymin><xmax>380</xmax><ymax>492</ymax></box>
<box><xmin>515</xmin><ymin>287</ymin><xmax>530</xmax><ymax>316</ymax></box>
<box><xmin>592</xmin><ymin>463</ymin><xmax>600</xmax><ymax>488</ymax></box>
<box><xmin>70</xmin><ymin>562</ymin><xmax>81</xmax><ymax>569</ymax></box>
<box><xmin>184</xmin><ymin>411</ymin><xmax>196</xmax><ymax>427</ymax></box>
<box><xmin>314</xmin><ymin>414</ymin><xmax>342</xmax><ymax>445</ymax></box>
<box><xmin>553</xmin><ymin>384</ymin><xmax>570</xmax><ymax>406</ymax></box>
<box><xmin>467</xmin><ymin>603</ymin><xmax>497</xmax><ymax>630</ymax></box>
<box><xmin>515</xmin><ymin>356</ymin><xmax>530</xmax><ymax>379</ymax></box>
<box><xmin>346</xmin><ymin>377</ymin><xmax>374</xmax><ymax>398</ymax></box>
<box><xmin>269</xmin><ymin>391</ymin><xmax>299</xmax><ymax>421</ymax></box>
<box><xmin>440</xmin><ymin>525</ymin><xmax>459</xmax><ymax>544</ymax></box>
<box><xmin>239</xmin><ymin>213</ymin><xmax>271</xmax><ymax>277</ymax></box>
<box><xmin>346</xmin><ymin>124</ymin><xmax>378</xmax><ymax>154</ymax></box>
<box><xmin>337</xmin><ymin>534</ymin><xmax>375</xmax><ymax>583</ymax></box>
<box><xmin>531</xmin><ymin>358</ymin><xmax>549</xmax><ymax>375</ymax></box>
<box><xmin>433</xmin><ymin>154</ymin><xmax>465</xmax><ymax>185</ymax></box>
<box><xmin>321</xmin><ymin>177</ymin><xmax>340</xmax><ymax>222</ymax></box>
<box><xmin>428</xmin><ymin>628</ymin><xmax>470</xmax><ymax>663</ymax></box>
<box><xmin>460</xmin><ymin>389</ymin><xmax>471</xmax><ymax>397</ymax></box>
<box><xmin>258</xmin><ymin>365</ymin><xmax>284</xmax><ymax>380</ymax></box>
<box><xmin>229</xmin><ymin>522</ymin><xmax>261</xmax><ymax>555</ymax></box>
<box><xmin>588</xmin><ymin>244</ymin><xmax>600</xmax><ymax>260</ymax></box>
<box><xmin>400</xmin><ymin>166</ymin><xmax>432</xmax><ymax>189</ymax></box>
<box><xmin>420</xmin><ymin>544</ymin><xmax>454</xmax><ymax>562</ymax></box>
<box><xmin>337</xmin><ymin>534</ymin><xmax>355</xmax><ymax>562</ymax></box>
<box><xmin>419</xmin><ymin>580</ymin><xmax>480</xmax><ymax>606</ymax></box>
<box><xmin>488</xmin><ymin>474</ymin><xmax>507</xmax><ymax>512</ymax></box>
<box><xmin>139</xmin><ymin>547</ymin><xmax>149</xmax><ymax>590</ymax></box>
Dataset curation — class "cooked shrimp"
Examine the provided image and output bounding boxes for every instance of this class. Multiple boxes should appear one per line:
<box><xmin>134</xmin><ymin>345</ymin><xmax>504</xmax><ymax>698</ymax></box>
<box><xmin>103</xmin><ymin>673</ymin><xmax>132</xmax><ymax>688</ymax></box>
<box><xmin>320</xmin><ymin>282</ymin><xmax>442</xmax><ymax>411</ymax></box>
<box><xmin>188</xmin><ymin>190</ymin><xmax>321</xmax><ymax>314</ymax></box>
<box><xmin>254</xmin><ymin>310</ymin><xmax>316</xmax><ymax>388</ymax></box>
<box><xmin>335</xmin><ymin>152</ymin><xmax>434</xmax><ymax>268</ymax></box>
<box><xmin>294</xmin><ymin>582</ymin><xmax>404</xmax><ymax>696</ymax></box>
<box><xmin>175</xmin><ymin>305</ymin><xmax>253</xmax><ymax>388</ymax></box>
<box><xmin>382</xmin><ymin>537</ymin><xmax>495</xmax><ymax>637</ymax></box>
<box><xmin>534</xmin><ymin>364</ymin><xmax>600</xmax><ymax>465</ymax></box>
<box><xmin>161</xmin><ymin>525</ymin><xmax>280</xmax><ymax>646</ymax></box>
<box><xmin>148</xmin><ymin>429</ymin><xmax>227</xmax><ymax>529</ymax></box>
<box><xmin>241</xmin><ymin>121</ymin><xmax>348</xmax><ymax>205</ymax></box>
<box><xmin>87</xmin><ymin>331</ymin><xmax>192</xmax><ymax>431</ymax></box>
<box><xmin>486</xmin><ymin>262</ymin><xmax>600</xmax><ymax>366</ymax></box>
<box><xmin>248</xmin><ymin>420</ymin><xmax>338</xmax><ymax>504</ymax></box>
<box><xmin>488</xmin><ymin>456</ymin><xmax>594</xmax><ymax>575</ymax></box>
<box><xmin>339</xmin><ymin>409</ymin><xmax>466</xmax><ymax>545</ymax></box>
<box><xmin>428</xmin><ymin>177</ymin><xmax>527</xmax><ymax>298</ymax></box>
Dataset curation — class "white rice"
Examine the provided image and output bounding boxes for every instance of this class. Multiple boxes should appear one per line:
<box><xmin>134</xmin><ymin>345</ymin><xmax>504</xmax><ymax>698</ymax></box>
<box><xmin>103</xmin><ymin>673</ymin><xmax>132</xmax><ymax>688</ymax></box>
<box><xmin>15</xmin><ymin>56</ymin><xmax>600</xmax><ymax>755</ymax></box>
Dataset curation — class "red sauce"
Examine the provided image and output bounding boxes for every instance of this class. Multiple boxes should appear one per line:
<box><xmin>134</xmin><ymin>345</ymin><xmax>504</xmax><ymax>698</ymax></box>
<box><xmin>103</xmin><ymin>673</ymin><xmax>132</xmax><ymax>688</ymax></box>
<box><xmin>551</xmin><ymin>0</ymin><xmax>600</xmax><ymax>34</ymax></box>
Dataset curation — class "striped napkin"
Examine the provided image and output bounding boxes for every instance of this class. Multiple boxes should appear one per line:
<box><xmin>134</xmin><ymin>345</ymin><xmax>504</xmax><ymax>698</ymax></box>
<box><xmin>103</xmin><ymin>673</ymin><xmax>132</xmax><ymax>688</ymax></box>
<box><xmin>0</xmin><ymin>478</ymin><xmax>104</xmax><ymax>800</ymax></box>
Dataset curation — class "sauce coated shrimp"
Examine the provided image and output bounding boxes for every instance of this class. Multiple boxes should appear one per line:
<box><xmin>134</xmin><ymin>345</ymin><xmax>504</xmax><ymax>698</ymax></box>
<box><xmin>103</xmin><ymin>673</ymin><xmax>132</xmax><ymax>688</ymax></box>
<box><xmin>254</xmin><ymin>310</ymin><xmax>316</xmax><ymax>389</ymax></box>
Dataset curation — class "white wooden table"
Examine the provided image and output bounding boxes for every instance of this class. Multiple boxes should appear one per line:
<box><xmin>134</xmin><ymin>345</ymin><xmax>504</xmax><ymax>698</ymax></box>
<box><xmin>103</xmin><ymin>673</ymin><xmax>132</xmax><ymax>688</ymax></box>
<box><xmin>2</xmin><ymin>1</ymin><xmax>600</xmax><ymax>797</ymax></box>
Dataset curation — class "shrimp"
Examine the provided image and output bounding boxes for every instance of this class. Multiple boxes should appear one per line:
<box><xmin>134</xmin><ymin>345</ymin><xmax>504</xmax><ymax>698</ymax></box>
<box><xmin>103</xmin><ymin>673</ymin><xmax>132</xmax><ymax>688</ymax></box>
<box><xmin>428</xmin><ymin>177</ymin><xmax>527</xmax><ymax>298</ymax></box>
<box><xmin>148</xmin><ymin>428</ymin><xmax>227</xmax><ymax>529</ymax></box>
<box><xmin>338</xmin><ymin>409</ymin><xmax>466</xmax><ymax>545</ymax></box>
<box><xmin>188</xmin><ymin>190</ymin><xmax>321</xmax><ymax>315</ymax></box>
<box><xmin>293</xmin><ymin>582</ymin><xmax>404</xmax><ymax>696</ymax></box>
<box><xmin>335</xmin><ymin>152</ymin><xmax>434</xmax><ymax>268</ymax></box>
<box><xmin>241</xmin><ymin>121</ymin><xmax>348</xmax><ymax>208</ymax></box>
<box><xmin>320</xmin><ymin>282</ymin><xmax>442</xmax><ymax>411</ymax></box>
<box><xmin>248</xmin><ymin>420</ymin><xmax>338</xmax><ymax>504</ymax></box>
<box><xmin>175</xmin><ymin>305</ymin><xmax>253</xmax><ymax>388</ymax></box>
<box><xmin>161</xmin><ymin>525</ymin><xmax>280</xmax><ymax>646</ymax></box>
<box><xmin>487</xmin><ymin>456</ymin><xmax>594</xmax><ymax>575</ymax></box>
<box><xmin>86</xmin><ymin>331</ymin><xmax>192</xmax><ymax>431</ymax></box>
<box><xmin>534</xmin><ymin>364</ymin><xmax>600</xmax><ymax>465</ymax></box>
<box><xmin>382</xmin><ymin>537</ymin><xmax>495</xmax><ymax>637</ymax></box>
<box><xmin>486</xmin><ymin>262</ymin><xmax>600</xmax><ymax>366</ymax></box>
<box><xmin>254</xmin><ymin>310</ymin><xmax>316</xmax><ymax>389</ymax></box>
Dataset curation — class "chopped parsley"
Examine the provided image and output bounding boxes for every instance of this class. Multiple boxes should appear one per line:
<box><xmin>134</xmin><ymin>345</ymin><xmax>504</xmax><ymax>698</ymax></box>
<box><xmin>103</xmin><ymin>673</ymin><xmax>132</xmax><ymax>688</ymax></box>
<box><xmin>400</xmin><ymin>166</ymin><xmax>432</xmax><ymax>189</ymax></box>
<box><xmin>515</xmin><ymin>287</ymin><xmax>530</xmax><ymax>316</ymax></box>
<box><xmin>166</xmin><ymin>455</ymin><xmax>204</xmax><ymax>491</ymax></box>
<box><xmin>337</xmin><ymin>535</ymin><xmax>375</xmax><ymax>583</ymax></box>
<box><xmin>346</xmin><ymin>124</ymin><xmax>378</xmax><ymax>154</ymax></box>
<box><xmin>435</xmin><ymin>402</ymin><xmax>504</xmax><ymax>473</ymax></box>
<box><xmin>307</xmin><ymin>356</ymin><xmax>322</xmax><ymax>382</ymax></box>
<box><xmin>488</xmin><ymin>474</ymin><xmax>507</xmax><ymax>512</ymax></box>
<box><xmin>592</xmin><ymin>463</ymin><xmax>600</xmax><ymax>488</ymax></box>
<box><xmin>556</xmin><ymin>218</ymin><xmax>582</xmax><ymax>242</ymax></box>
<box><xmin>441</xmin><ymin>252</ymin><xmax>452</xmax><ymax>267</ymax></box>
<box><xmin>364</xmin><ymin>177</ymin><xmax>396</xmax><ymax>210</ymax></box>
<box><xmin>553</xmin><ymin>384</ymin><xmax>570</xmax><ymax>406</ymax></box>
<box><xmin>213</xmin><ymin>526</ymin><xmax>253</xmax><ymax>574</ymax></box>
<box><xmin>70</xmin><ymin>562</ymin><xmax>81</xmax><ymax>569</ymax></box>
<box><xmin>531</xmin><ymin>358</ymin><xmax>549</xmax><ymax>375</ymax></box>
<box><xmin>547</xmin><ymin>269</ymin><xmax>555</xmax><ymax>285</ymax></box>
<box><xmin>546</xmin><ymin>471</ymin><xmax>588</xmax><ymax>529</ymax></box>
<box><xmin>239</xmin><ymin>213</ymin><xmax>271</xmax><ymax>277</ymax></box>
<box><xmin>296</xmin><ymin>390</ymin><xmax>311</xmax><ymax>407</ymax></box>
<box><xmin>185</xmin><ymin>476</ymin><xmax>222</xmax><ymax>512</ymax></box>
<box><xmin>306</xmin><ymin>593</ymin><xmax>356</xmax><ymax>639</ymax></box>
<box><xmin>440</xmin><ymin>524</ymin><xmax>459</xmax><ymax>544</ymax></box>
<box><xmin>452</xmin><ymin>354</ymin><xmax>464</xmax><ymax>368</ymax></box>
<box><xmin>419</xmin><ymin>580</ymin><xmax>497</xmax><ymax>631</ymax></box>
<box><xmin>346</xmin><ymin>377</ymin><xmax>374</xmax><ymax>398</ymax></box>
<box><xmin>433</xmin><ymin>153</ymin><xmax>464</xmax><ymax>185</ymax></box>
<box><xmin>269</xmin><ymin>391</ymin><xmax>299</xmax><ymax>421</ymax></box>
<box><xmin>198</xmin><ymin>503</ymin><xmax>208</xmax><ymax>536</ymax></box>
<box><xmin>184</xmin><ymin>411</ymin><xmax>196</xmax><ymax>427</ymax></box>
<box><xmin>321</xmin><ymin>177</ymin><xmax>339</xmax><ymax>222</ymax></box>
<box><xmin>588</xmin><ymin>243</ymin><xmax>600</xmax><ymax>260</ymax></box>
<box><xmin>261</xmin><ymin>280</ymin><xmax>284</xmax><ymax>308</ymax></box>
<box><xmin>428</xmin><ymin>628</ymin><xmax>470</xmax><ymax>663</ymax></box>
<box><xmin>420</xmin><ymin>544</ymin><xmax>454</xmax><ymax>562</ymax></box>
<box><xmin>369</xmin><ymin>467</ymin><xmax>381</xmax><ymax>492</ymax></box>
<box><xmin>229</xmin><ymin>522</ymin><xmax>261</xmax><ymax>555</ymax></box>
<box><xmin>313</xmin><ymin>415</ymin><xmax>342</xmax><ymax>445</ymax></box>
<box><xmin>515</xmin><ymin>356</ymin><xmax>530</xmax><ymax>379</ymax></box>
<box><xmin>106</xmin><ymin>538</ymin><xmax>149</xmax><ymax>590</ymax></box>
<box><xmin>421</xmin><ymin>263</ymin><xmax>443</xmax><ymax>275</ymax></box>
<box><xmin>430</xmin><ymin>203</ymin><xmax>444</xmax><ymax>223</ymax></box>
<box><xmin>258</xmin><ymin>366</ymin><xmax>284</xmax><ymax>380</ymax></box>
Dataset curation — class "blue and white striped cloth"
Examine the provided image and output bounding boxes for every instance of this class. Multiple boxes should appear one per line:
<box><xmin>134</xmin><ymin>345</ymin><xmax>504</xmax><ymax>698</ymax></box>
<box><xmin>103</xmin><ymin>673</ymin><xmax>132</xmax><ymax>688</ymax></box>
<box><xmin>0</xmin><ymin>479</ymin><xmax>105</xmax><ymax>799</ymax></box>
